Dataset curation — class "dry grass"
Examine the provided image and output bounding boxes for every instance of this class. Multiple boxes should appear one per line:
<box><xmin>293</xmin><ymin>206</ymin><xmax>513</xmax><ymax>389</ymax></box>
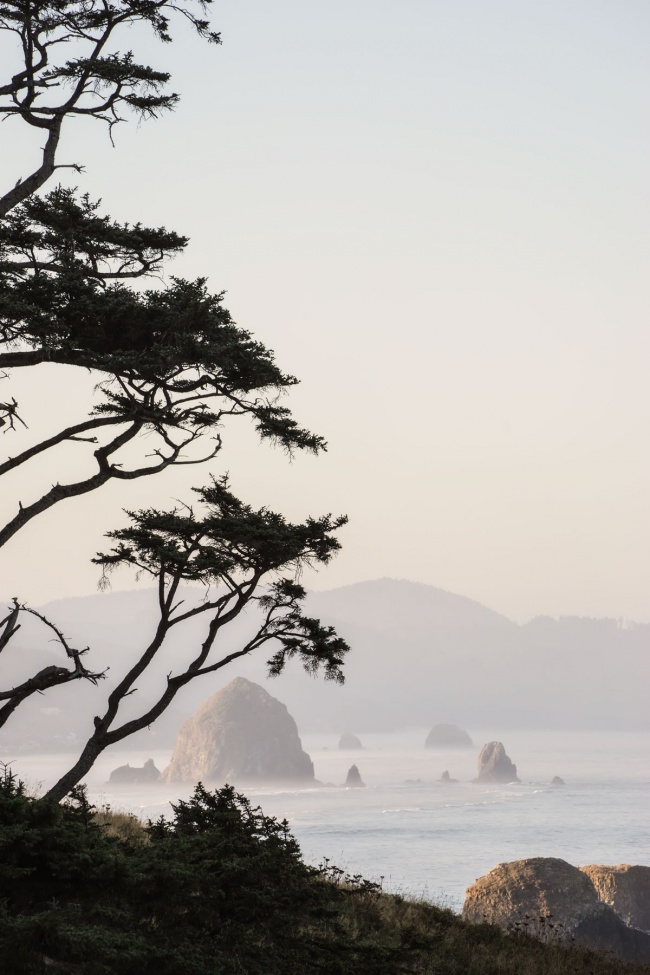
<box><xmin>93</xmin><ymin>806</ymin><xmax>149</xmax><ymax>844</ymax></box>
<box><xmin>331</xmin><ymin>887</ymin><xmax>650</xmax><ymax>975</ymax></box>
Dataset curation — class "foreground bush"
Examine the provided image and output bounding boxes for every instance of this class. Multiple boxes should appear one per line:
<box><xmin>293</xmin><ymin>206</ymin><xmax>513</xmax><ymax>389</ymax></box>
<box><xmin>0</xmin><ymin>768</ymin><xmax>647</xmax><ymax>975</ymax></box>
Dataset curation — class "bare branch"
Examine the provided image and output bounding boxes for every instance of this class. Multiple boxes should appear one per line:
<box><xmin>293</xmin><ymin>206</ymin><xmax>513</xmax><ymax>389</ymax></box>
<box><xmin>0</xmin><ymin>421</ymin><xmax>143</xmax><ymax>549</ymax></box>
<box><xmin>0</xmin><ymin>415</ymin><xmax>125</xmax><ymax>476</ymax></box>
<box><xmin>0</xmin><ymin>598</ymin><xmax>21</xmax><ymax>654</ymax></box>
<box><xmin>0</xmin><ymin>396</ymin><xmax>27</xmax><ymax>432</ymax></box>
<box><xmin>0</xmin><ymin>599</ymin><xmax>105</xmax><ymax>731</ymax></box>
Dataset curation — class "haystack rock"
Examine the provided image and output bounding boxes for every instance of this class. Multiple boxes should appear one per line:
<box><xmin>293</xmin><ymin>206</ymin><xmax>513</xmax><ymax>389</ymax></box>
<box><xmin>345</xmin><ymin>764</ymin><xmax>365</xmax><ymax>788</ymax></box>
<box><xmin>425</xmin><ymin>723</ymin><xmax>473</xmax><ymax>748</ymax></box>
<box><xmin>551</xmin><ymin>775</ymin><xmax>565</xmax><ymax>785</ymax></box>
<box><xmin>463</xmin><ymin>857</ymin><xmax>650</xmax><ymax>964</ymax></box>
<box><xmin>475</xmin><ymin>741</ymin><xmax>519</xmax><ymax>783</ymax></box>
<box><xmin>338</xmin><ymin>731</ymin><xmax>363</xmax><ymax>749</ymax></box>
<box><xmin>161</xmin><ymin>678</ymin><xmax>315</xmax><ymax>784</ymax></box>
<box><xmin>439</xmin><ymin>770</ymin><xmax>458</xmax><ymax>784</ymax></box>
<box><xmin>108</xmin><ymin>758</ymin><xmax>160</xmax><ymax>784</ymax></box>
<box><xmin>580</xmin><ymin>865</ymin><xmax>650</xmax><ymax>932</ymax></box>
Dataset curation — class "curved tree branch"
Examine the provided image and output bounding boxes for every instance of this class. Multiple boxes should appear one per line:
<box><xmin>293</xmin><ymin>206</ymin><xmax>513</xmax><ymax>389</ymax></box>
<box><xmin>41</xmin><ymin>487</ymin><xmax>348</xmax><ymax>802</ymax></box>
<box><xmin>0</xmin><ymin>421</ymin><xmax>143</xmax><ymax>548</ymax></box>
<box><xmin>0</xmin><ymin>414</ymin><xmax>125</xmax><ymax>476</ymax></box>
<box><xmin>0</xmin><ymin>598</ymin><xmax>105</xmax><ymax>731</ymax></box>
<box><xmin>0</xmin><ymin>117</ymin><xmax>63</xmax><ymax>217</ymax></box>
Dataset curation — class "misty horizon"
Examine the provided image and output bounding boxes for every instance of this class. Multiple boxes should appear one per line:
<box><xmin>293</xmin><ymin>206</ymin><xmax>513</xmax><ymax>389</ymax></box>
<box><xmin>1</xmin><ymin>578</ymin><xmax>647</xmax><ymax>759</ymax></box>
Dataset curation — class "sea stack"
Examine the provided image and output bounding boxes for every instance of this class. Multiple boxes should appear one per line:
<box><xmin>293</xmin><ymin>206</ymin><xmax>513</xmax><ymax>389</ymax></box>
<box><xmin>108</xmin><ymin>758</ymin><xmax>160</xmax><ymax>785</ymax></box>
<box><xmin>338</xmin><ymin>731</ymin><xmax>363</xmax><ymax>749</ymax></box>
<box><xmin>345</xmin><ymin>764</ymin><xmax>365</xmax><ymax>788</ymax></box>
<box><xmin>161</xmin><ymin>678</ymin><xmax>315</xmax><ymax>784</ymax></box>
<box><xmin>425</xmin><ymin>724</ymin><xmax>473</xmax><ymax>748</ymax></box>
<box><xmin>475</xmin><ymin>741</ymin><xmax>519</xmax><ymax>783</ymax></box>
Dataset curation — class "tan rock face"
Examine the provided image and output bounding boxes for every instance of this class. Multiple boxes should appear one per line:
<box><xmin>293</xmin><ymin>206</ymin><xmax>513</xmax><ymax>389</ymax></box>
<box><xmin>475</xmin><ymin>741</ymin><xmax>519</xmax><ymax>783</ymax></box>
<box><xmin>162</xmin><ymin>678</ymin><xmax>314</xmax><ymax>784</ymax></box>
<box><xmin>581</xmin><ymin>865</ymin><xmax>650</xmax><ymax>932</ymax></box>
<box><xmin>463</xmin><ymin>857</ymin><xmax>598</xmax><ymax>934</ymax></box>
<box><xmin>463</xmin><ymin>857</ymin><xmax>650</xmax><ymax>965</ymax></box>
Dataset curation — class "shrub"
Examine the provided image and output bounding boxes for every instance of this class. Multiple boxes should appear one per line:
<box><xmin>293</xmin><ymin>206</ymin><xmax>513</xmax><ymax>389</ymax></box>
<box><xmin>0</xmin><ymin>770</ymin><xmax>647</xmax><ymax>975</ymax></box>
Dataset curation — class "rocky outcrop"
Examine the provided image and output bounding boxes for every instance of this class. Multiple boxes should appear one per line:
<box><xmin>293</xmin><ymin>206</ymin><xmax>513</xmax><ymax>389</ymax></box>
<box><xmin>463</xmin><ymin>857</ymin><xmax>650</xmax><ymax>964</ymax></box>
<box><xmin>550</xmin><ymin>775</ymin><xmax>565</xmax><ymax>785</ymax></box>
<box><xmin>425</xmin><ymin>724</ymin><xmax>473</xmax><ymax>748</ymax></box>
<box><xmin>108</xmin><ymin>758</ymin><xmax>160</xmax><ymax>784</ymax></box>
<box><xmin>580</xmin><ymin>865</ymin><xmax>650</xmax><ymax>932</ymax></box>
<box><xmin>438</xmin><ymin>770</ymin><xmax>458</xmax><ymax>783</ymax></box>
<box><xmin>344</xmin><ymin>764</ymin><xmax>365</xmax><ymax>787</ymax></box>
<box><xmin>475</xmin><ymin>741</ymin><xmax>519</xmax><ymax>783</ymax></box>
<box><xmin>162</xmin><ymin>678</ymin><xmax>315</xmax><ymax>784</ymax></box>
<box><xmin>338</xmin><ymin>732</ymin><xmax>363</xmax><ymax>749</ymax></box>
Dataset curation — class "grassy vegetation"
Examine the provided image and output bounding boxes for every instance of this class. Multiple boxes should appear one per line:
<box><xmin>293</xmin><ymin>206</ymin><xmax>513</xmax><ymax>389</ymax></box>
<box><xmin>0</xmin><ymin>769</ymin><xmax>647</xmax><ymax>975</ymax></box>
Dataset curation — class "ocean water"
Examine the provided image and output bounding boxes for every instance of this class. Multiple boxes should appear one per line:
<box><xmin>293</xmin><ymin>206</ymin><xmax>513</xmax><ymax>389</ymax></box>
<box><xmin>11</xmin><ymin>729</ymin><xmax>650</xmax><ymax>912</ymax></box>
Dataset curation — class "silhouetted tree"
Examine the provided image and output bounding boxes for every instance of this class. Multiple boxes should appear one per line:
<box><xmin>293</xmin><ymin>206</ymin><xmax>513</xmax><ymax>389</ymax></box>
<box><xmin>0</xmin><ymin>3</ymin><xmax>349</xmax><ymax>768</ymax></box>
<box><xmin>0</xmin><ymin>187</ymin><xmax>324</xmax><ymax>549</ymax></box>
<box><xmin>45</xmin><ymin>478</ymin><xmax>348</xmax><ymax>802</ymax></box>
<box><xmin>0</xmin><ymin>0</ymin><xmax>220</xmax><ymax>216</ymax></box>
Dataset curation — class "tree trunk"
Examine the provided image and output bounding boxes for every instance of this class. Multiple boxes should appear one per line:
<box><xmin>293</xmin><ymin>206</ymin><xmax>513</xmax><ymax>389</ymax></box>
<box><xmin>0</xmin><ymin>121</ymin><xmax>62</xmax><ymax>218</ymax></box>
<box><xmin>43</xmin><ymin>735</ymin><xmax>106</xmax><ymax>804</ymax></box>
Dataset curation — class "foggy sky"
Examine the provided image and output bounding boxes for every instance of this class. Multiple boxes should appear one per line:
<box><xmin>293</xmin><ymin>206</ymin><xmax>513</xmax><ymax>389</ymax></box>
<box><xmin>1</xmin><ymin>1</ymin><xmax>649</xmax><ymax>623</ymax></box>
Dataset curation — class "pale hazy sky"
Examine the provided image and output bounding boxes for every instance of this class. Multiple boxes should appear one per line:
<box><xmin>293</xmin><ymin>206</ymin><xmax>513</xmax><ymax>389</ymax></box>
<box><xmin>1</xmin><ymin>1</ymin><xmax>649</xmax><ymax>623</ymax></box>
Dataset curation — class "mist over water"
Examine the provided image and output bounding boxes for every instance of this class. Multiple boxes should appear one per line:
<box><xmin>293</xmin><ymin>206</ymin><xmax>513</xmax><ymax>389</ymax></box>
<box><xmin>2</xmin><ymin>582</ymin><xmax>648</xmax><ymax>762</ymax></box>
<box><xmin>13</xmin><ymin>729</ymin><xmax>650</xmax><ymax>912</ymax></box>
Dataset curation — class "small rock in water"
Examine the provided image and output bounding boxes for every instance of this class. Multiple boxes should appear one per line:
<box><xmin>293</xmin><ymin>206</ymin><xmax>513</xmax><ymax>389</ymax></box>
<box><xmin>425</xmin><ymin>723</ymin><xmax>473</xmax><ymax>748</ymax></box>
<box><xmin>345</xmin><ymin>764</ymin><xmax>365</xmax><ymax>788</ymax></box>
<box><xmin>474</xmin><ymin>741</ymin><xmax>519</xmax><ymax>783</ymax></box>
<box><xmin>338</xmin><ymin>731</ymin><xmax>363</xmax><ymax>749</ymax></box>
<box><xmin>109</xmin><ymin>758</ymin><xmax>160</xmax><ymax>784</ymax></box>
<box><xmin>439</xmin><ymin>769</ymin><xmax>458</xmax><ymax>783</ymax></box>
<box><xmin>551</xmin><ymin>775</ymin><xmax>566</xmax><ymax>786</ymax></box>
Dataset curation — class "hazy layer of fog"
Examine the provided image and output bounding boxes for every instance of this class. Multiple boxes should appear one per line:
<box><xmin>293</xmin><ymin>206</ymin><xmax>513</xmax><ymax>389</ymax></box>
<box><xmin>1</xmin><ymin>2</ymin><xmax>649</xmax><ymax>623</ymax></box>
<box><xmin>1</xmin><ymin>579</ymin><xmax>647</xmax><ymax>757</ymax></box>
